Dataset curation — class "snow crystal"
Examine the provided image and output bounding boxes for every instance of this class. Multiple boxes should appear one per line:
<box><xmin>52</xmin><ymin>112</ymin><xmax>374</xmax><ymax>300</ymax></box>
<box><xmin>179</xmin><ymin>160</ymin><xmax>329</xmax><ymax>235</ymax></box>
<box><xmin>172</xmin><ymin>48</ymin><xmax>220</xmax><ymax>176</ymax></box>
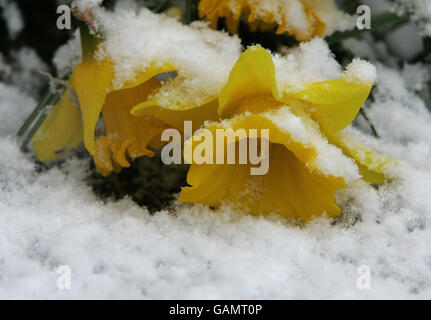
<box><xmin>305</xmin><ymin>0</ymin><xmax>355</xmax><ymax>35</ymax></box>
<box><xmin>53</xmin><ymin>30</ymin><xmax>82</xmax><ymax>79</ymax></box>
<box><xmin>274</xmin><ymin>38</ymin><xmax>342</xmax><ymax>92</ymax></box>
<box><xmin>264</xmin><ymin>106</ymin><xmax>309</xmax><ymax>144</ymax></box>
<box><xmin>344</xmin><ymin>58</ymin><xmax>377</xmax><ymax>85</ymax></box>
<box><xmin>263</xmin><ymin>106</ymin><xmax>360</xmax><ymax>182</ymax></box>
<box><xmin>94</xmin><ymin>7</ymin><xmax>242</xmax><ymax>108</ymax></box>
<box><xmin>0</xmin><ymin>0</ymin><xmax>24</xmax><ymax>40</ymax></box>
<box><xmin>0</xmin><ymin>83</ymin><xmax>36</xmax><ymax>136</ymax></box>
<box><xmin>0</xmin><ymin>48</ymin><xmax>48</xmax><ymax>97</ymax></box>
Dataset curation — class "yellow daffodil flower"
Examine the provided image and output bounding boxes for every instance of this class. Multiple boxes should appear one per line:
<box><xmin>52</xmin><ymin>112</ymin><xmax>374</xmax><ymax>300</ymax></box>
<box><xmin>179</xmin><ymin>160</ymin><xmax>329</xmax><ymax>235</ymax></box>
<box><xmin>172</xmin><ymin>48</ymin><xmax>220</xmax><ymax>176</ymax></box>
<box><xmin>198</xmin><ymin>0</ymin><xmax>337</xmax><ymax>40</ymax></box>
<box><xmin>178</xmin><ymin>46</ymin><xmax>394</xmax><ymax>220</ymax></box>
<box><xmin>32</xmin><ymin>50</ymin><xmax>177</xmax><ymax>176</ymax></box>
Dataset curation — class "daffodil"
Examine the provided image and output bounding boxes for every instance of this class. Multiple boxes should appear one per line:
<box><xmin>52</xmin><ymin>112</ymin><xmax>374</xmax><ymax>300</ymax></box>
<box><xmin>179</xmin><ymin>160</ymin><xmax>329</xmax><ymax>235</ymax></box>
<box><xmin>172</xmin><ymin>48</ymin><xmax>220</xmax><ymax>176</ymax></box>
<box><xmin>32</xmin><ymin>36</ymin><xmax>178</xmax><ymax>176</ymax></box>
<box><xmin>32</xmin><ymin>11</ymin><xmax>228</xmax><ymax>177</ymax></box>
<box><xmin>177</xmin><ymin>46</ymin><xmax>394</xmax><ymax>220</ymax></box>
<box><xmin>32</xmin><ymin>57</ymin><xmax>220</xmax><ymax>176</ymax></box>
<box><xmin>198</xmin><ymin>0</ymin><xmax>351</xmax><ymax>40</ymax></box>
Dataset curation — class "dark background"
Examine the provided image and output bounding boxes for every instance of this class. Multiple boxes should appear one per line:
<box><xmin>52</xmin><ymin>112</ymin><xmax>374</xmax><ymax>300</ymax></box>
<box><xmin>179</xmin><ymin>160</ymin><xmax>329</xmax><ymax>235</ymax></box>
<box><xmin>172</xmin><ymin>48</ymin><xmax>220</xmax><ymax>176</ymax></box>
<box><xmin>0</xmin><ymin>0</ymin><xmax>70</xmax><ymax>67</ymax></box>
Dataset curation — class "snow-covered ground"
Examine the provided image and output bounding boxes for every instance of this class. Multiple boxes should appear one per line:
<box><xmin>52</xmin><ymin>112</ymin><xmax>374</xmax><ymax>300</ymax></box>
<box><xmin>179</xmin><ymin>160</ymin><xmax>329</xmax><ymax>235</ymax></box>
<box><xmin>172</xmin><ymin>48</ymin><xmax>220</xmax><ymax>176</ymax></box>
<box><xmin>2</xmin><ymin>59</ymin><xmax>431</xmax><ymax>299</ymax></box>
<box><xmin>1</xmin><ymin>1</ymin><xmax>431</xmax><ymax>299</ymax></box>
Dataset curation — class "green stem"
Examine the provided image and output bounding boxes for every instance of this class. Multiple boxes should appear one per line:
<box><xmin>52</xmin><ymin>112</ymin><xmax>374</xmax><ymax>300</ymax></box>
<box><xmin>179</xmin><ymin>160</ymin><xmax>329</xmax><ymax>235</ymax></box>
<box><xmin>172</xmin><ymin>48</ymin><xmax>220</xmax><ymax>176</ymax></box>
<box><xmin>17</xmin><ymin>91</ymin><xmax>51</xmax><ymax>138</ymax></box>
<box><xmin>153</xmin><ymin>0</ymin><xmax>170</xmax><ymax>13</ymax></box>
<box><xmin>79</xmin><ymin>21</ymin><xmax>101</xmax><ymax>61</ymax></box>
<box><xmin>18</xmin><ymin>87</ymin><xmax>64</xmax><ymax>151</ymax></box>
<box><xmin>185</xmin><ymin>0</ymin><xmax>193</xmax><ymax>24</ymax></box>
<box><xmin>105</xmin><ymin>0</ymin><xmax>117</xmax><ymax>10</ymax></box>
<box><xmin>20</xmin><ymin>111</ymin><xmax>49</xmax><ymax>152</ymax></box>
<box><xmin>359</xmin><ymin>108</ymin><xmax>379</xmax><ymax>138</ymax></box>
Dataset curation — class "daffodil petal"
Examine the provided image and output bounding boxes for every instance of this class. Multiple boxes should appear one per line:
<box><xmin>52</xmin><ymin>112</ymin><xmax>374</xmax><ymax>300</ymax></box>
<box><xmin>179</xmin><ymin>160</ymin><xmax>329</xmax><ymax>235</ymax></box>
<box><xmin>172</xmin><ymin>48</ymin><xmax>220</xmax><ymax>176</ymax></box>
<box><xmin>32</xmin><ymin>90</ymin><xmax>83</xmax><ymax>161</ymax></box>
<box><xmin>131</xmin><ymin>98</ymin><xmax>219</xmax><ymax>132</ymax></box>
<box><xmin>184</xmin><ymin>109</ymin><xmax>359</xmax><ymax>184</ymax></box>
<box><xmin>219</xmin><ymin>46</ymin><xmax>278</xmax><ymax>117</ymax></box>
<box><xmin>120</xmin><ymin>62</ymin><xmax>176</xmax><ymax>90</ymax></box>
<box><xmin>288</xmin><ymin>79</ymin><xmax>373</xmax><ymax>132</ymax></box>
<box><xmin>180</xmin><ymin>143</ymin><xmax>344</xmax><ymax>220</ymax></box>
<box><xmin>184</xmin><ymin>113</ymin><xmax>316</xmax><ymax>167</ymax></box>
<box><xmin>329</xmin><ymin>130</ymin><xmax>395</xmax><ymax>184</ymax></box>
<box><xmin>180</xmin><ymin>109</ymin><xmax>349</xmax><ymax>220</ymax></box>
<box><xmin>70</xmin><ymin>59</ymin><xmax>113</xmax><ymax>156</ymax></box>
<box><xmin>94</xmin><ymin>78</ymin><xmax>169</xmax><ymax>175</ymax></box>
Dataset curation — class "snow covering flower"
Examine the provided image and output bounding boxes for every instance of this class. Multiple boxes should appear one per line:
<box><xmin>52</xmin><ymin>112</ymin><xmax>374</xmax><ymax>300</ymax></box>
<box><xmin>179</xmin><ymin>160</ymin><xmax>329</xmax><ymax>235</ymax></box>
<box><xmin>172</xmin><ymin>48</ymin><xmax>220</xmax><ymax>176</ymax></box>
<box><xmin>177</xmin><ymin>46</ymin><xmax>394</xmax><ymax>220</ymax></box>
<box><xmin>31</xmin><ymin>7</ymin><xmax>392</xmax><ymax>221</ymax></box>
<box><xmin>32</xmin><ymin>7</ymin><xmax>240</xmax><ymax>177</ymax></box>
<box><xmin>198</xmin><ymin>0</ymin><xmax>353</xmax><ymax>40</ymax></box>
<box><xmin>32</xmin><ymin>53</ymin><xmax>175</xmax><ymax>176</ymax></box>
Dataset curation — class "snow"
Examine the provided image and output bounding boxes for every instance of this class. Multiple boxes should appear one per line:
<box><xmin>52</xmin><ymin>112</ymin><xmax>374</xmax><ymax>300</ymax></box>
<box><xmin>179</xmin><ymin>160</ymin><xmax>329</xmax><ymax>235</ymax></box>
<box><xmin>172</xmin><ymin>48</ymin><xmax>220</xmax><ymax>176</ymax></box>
<box><xmin>305</xmin><ymin>0</ymin><xmax>355</xmax><ymax>36</ymax></box>
<box><xmin>396</xmin><ymin>0</ymin><xmax>431</xmax><ymax>37</ymax></box>
<box><xmin>360</xmin><ymin>0</ymin><xmax>424</xmax><ymax>60</ymax></box>
<box><xmin>264</xmin><ymin>106</ymin><xmax>360</xmax><ymax>182</ymax></box>
<box><xmin>53</xmin><ymin>30</ymin><xmax>82</xmax><ymax>79</ymax></box>
<box><xmin>0</xmin><ymin>0</ymin><xmax>24</xmax><ymax>40</ymax></box>
<box><xmin>385</xmin><ymin>23</ymin><xmax>424</xmax><ymax>60</ymax></box>
<box><xmin>94</xmin><ymin>7</ymin><xmax>242</xmax><ymax>108</ymax></box>
<box><xmin>1</xmin><ymin>1</ymin><xmax>431</xmax><ymax>300</ymax></box>
<box><xmin>213</xmin><ymin>0</ymin><xmax>355</xmax><ymax>37</ymax></box>
<box><xmin>274</xmin><ymin>38</ymin><xmax>343</xmax><ymax>92</ymax></box>
<box><xmin>0</xmin><ymin>48</ymin><xmax>48</xmax><ymax>96</ymax></box>
<box><xmin>2</xmin><ymin>48</ymin><xmax>431</xmax><ymax>299</ymax></box>
<box><xmin>344</xmin><ymin>58</ymin><xmax>377</xmax><ymax>85</ymax></box>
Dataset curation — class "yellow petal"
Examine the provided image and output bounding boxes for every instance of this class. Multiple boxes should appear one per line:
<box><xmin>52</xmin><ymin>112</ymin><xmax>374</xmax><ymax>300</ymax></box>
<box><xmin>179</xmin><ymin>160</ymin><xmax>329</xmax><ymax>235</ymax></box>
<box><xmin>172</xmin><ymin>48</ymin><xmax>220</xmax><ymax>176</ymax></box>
<box><xmin>184</xmin><ymin>113</ymin><xmax>317</xmax><ymax>167</ymax></box>
<box><xmin>218</xmin><ymin>46</ymin><xmax>278</xmax><ymax>117</ymax></box>
<box><xmin>180</xmin><ymin>109</ymin><xmax>348</xmax><ymax>220</ymax></box>
<box><xmin>70</xmin><ymin>59</ymin><xmax>113</xmax><ymax>156</ymax></box>
<box><xmin>329</xmin><ymin>130</ymin><xmax>395</xmax><ymax>184</ymax></box>
<box><xmin>288</xmin><ymin>79</ymin><xmax>373</xmax><ymax>132</ymax></box>
<box><xmin>32</xmin><ymin>90</ymin><xmax>83</xmax><ymax>161</ymax></box>
<box><xmin>94</xmin><ymin>78</ymin><xmax>169</xmax><ymax>175</ymax></box>
<box><xmin>131</xmin><ymin>98</ymin><xmax>219</xmax><ymax>132</ymax></box>
<box><xmin>71</xmin><ymin>59</ymin><xmax>175</xmax><ymax>157</ymax></box>
<box><xmin>180</xmin><ymin>143</ymin><xmax>345</xmax><ymax>221</ymax></box>
<box><xmin>120</xmin><ymin>62</ymin><xmax>176</xmax><ymax>90</ymax></box>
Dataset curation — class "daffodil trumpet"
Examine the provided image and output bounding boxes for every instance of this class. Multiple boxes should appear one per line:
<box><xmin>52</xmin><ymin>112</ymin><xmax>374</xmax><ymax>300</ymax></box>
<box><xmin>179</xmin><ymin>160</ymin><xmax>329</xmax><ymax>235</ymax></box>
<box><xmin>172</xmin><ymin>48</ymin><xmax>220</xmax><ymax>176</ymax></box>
<box><xmin>178</xmin><ymin>46</ymin><xmax>395</xmax><ymax>221</ymax></box>
<box><xmin>160</xmin><ymin>121</ymin><xmax>270</xmax><ymax>175</ymax></box>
